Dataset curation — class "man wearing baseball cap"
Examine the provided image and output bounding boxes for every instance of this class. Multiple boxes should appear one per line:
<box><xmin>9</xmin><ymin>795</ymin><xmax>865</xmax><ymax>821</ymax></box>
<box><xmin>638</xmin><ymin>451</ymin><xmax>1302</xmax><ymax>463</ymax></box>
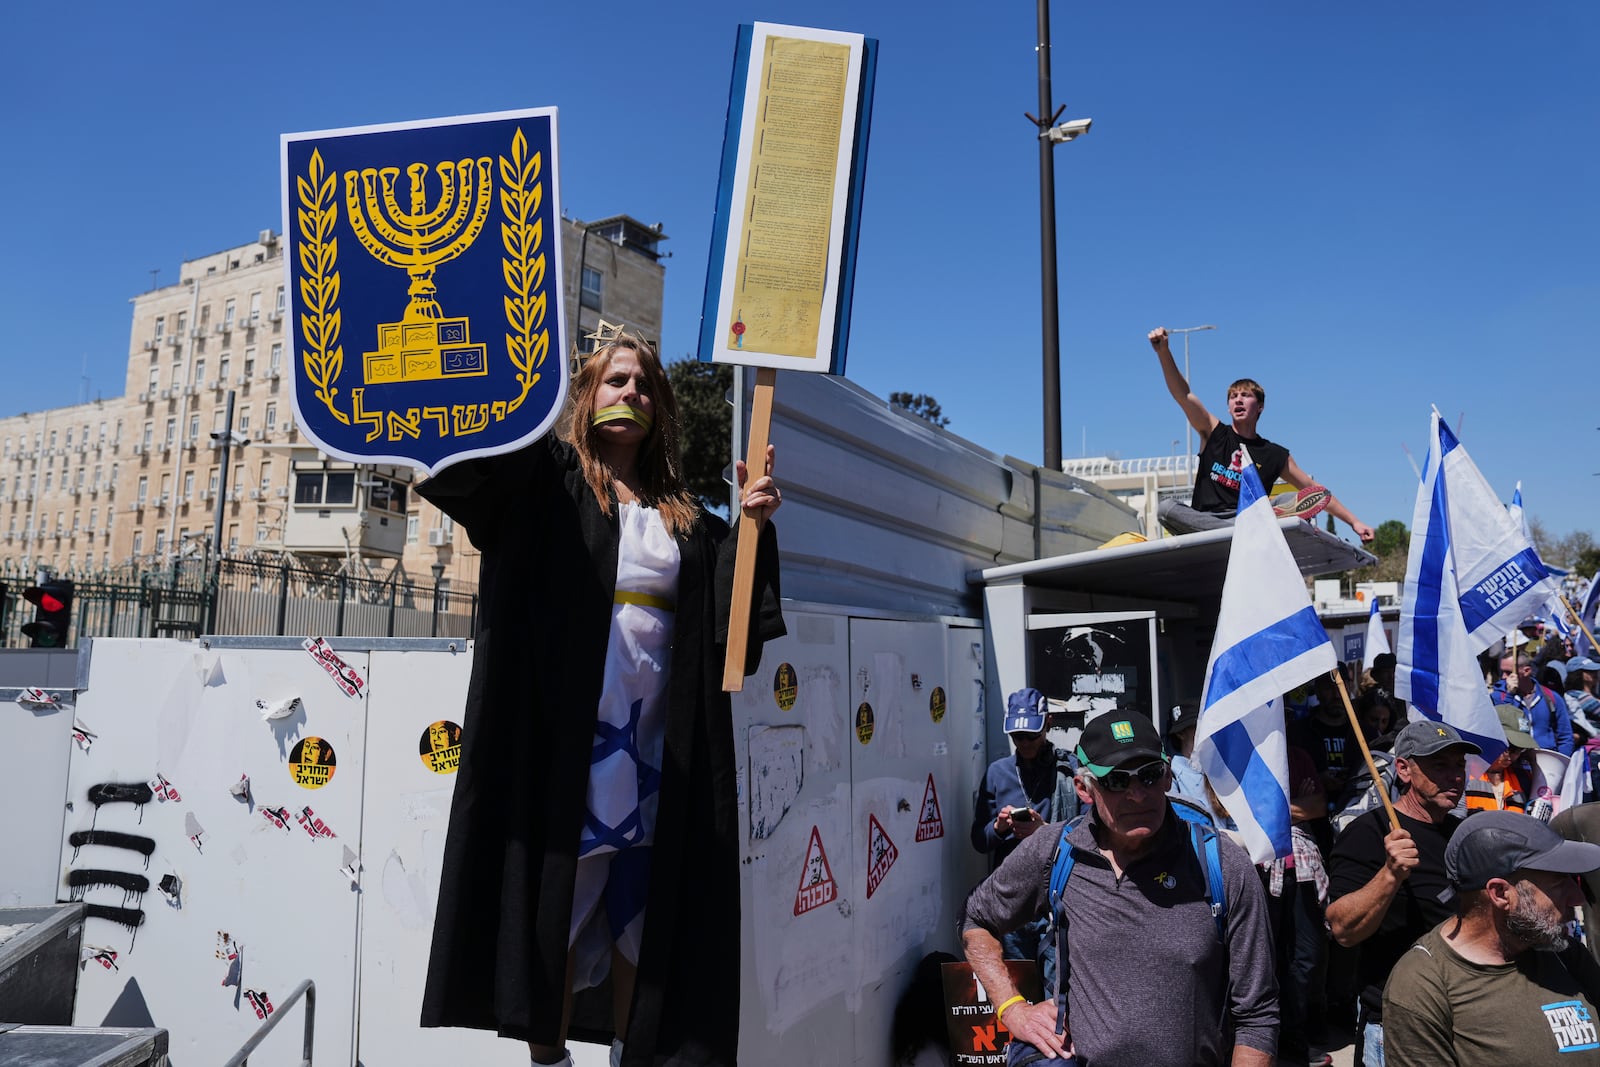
<box><xmin>1383</xmin><ymin>810</ymin><xmax>1600</xmax><ymax>1064</ymax></box>
<box><xmin>961</xmin><ymin>711</ymin><xmax>1278</xmax><ymax>1066</ymax></box>
<box><xmin>1326</xmin><ymin>720</ymin><xmax>1480</xmax><ymax>1066</ymax></box>
<box><xmin>970</xmin><ymin>688</ymin><xmax>1079</xmax><ymax>994</ymax></box>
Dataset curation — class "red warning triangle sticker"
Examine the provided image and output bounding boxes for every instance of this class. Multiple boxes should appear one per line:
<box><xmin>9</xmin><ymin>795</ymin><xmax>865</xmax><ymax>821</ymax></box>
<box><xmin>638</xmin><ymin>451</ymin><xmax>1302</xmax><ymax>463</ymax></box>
<box><xmin>793</xmin><ymin>826</ymin><xmax>838</xmax><ymax>916</ymax></box>
<box><xmin>915</xmin><ymin>774</ymin><xmax>945</xmax><ymax>841</ymax></box>
<box><xmin>866</xmin><ymin>813</ymin><xmax>899</xmax><ymax>898</ymax></box>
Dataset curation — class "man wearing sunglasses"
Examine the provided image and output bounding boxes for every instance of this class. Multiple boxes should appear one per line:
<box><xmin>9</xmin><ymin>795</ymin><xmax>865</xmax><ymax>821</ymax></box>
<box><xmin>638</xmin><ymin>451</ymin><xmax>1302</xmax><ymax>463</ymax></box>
<box><xmin>960</xmin><ymin>712</ymin><xmax>1278</xmax><ymax>1066</ymax></box>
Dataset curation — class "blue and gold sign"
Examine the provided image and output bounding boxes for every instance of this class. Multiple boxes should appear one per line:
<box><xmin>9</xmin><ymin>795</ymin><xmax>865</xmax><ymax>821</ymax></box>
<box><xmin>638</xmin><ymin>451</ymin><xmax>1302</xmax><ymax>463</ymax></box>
<box><xmin>280</xmin><ymin>108</ymin><xmax>565</xmax><ymax>473</ymax></box>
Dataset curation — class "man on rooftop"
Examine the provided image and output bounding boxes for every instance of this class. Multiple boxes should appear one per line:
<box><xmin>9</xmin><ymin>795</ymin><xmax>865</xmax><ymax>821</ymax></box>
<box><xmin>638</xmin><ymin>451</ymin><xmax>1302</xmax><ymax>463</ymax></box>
<box><xmin>1149</xmin><ymin>327</ymin><xmax>1374</xmax><ymax>542</ymax></box>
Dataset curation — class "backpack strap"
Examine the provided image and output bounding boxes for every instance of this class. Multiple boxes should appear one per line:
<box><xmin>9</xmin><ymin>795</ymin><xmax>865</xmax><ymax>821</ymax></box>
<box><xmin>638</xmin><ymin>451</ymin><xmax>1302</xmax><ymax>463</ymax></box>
<box><xmin>1188</xmin><ymin>819</ymin><xmax>1228</xmax><ymax>941</ymax></box>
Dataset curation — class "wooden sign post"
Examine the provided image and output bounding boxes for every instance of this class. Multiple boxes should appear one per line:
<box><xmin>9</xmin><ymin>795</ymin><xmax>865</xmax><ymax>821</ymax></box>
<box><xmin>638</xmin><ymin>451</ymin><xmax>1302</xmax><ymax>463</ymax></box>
<box><xmin>699</xmin><ymin>23</ymin><xmax>878</xmax><ymax>691</ymax></box>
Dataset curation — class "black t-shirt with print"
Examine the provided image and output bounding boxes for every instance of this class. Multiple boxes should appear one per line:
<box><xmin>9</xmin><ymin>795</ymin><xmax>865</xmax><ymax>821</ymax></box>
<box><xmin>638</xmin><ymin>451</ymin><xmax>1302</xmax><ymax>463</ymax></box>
<box><xmin>1191</xmin><ymin>423</ymin><xmax>1291</xmax><ymax>514</ymax></box>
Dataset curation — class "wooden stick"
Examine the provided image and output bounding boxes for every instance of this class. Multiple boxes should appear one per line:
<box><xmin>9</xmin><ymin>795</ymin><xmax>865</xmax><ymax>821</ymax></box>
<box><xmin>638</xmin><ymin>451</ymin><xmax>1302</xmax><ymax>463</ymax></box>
<box><xmin>1561</xmin><ymin>593</ymin><xmax>1600</xmax><ymax>660</ymax></box>
<box><xmin>1334</xmin><ymin>669</ymin><xmax>1400</xmax><ymax>832</ymax></box>
<box><xmin>722</xmin><ymin>367</ymin><xmax>777</xmax><ymax>692</ymax></box>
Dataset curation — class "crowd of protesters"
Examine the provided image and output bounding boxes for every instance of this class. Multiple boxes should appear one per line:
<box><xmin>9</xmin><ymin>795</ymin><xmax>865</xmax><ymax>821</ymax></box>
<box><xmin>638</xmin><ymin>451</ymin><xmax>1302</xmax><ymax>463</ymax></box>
<box><xmin>954</xmin><ymin>622</ymin><xmax>1600</xmax><ymax>1067</ymax></box>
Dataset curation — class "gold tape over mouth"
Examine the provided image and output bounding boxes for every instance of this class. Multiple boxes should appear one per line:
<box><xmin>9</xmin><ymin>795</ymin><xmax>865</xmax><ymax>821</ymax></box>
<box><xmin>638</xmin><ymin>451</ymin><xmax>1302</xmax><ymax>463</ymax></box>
<box><xmin>591</xmin><ymin>404</ymin><xmax>653</xmax><ymax>432</ymax></box>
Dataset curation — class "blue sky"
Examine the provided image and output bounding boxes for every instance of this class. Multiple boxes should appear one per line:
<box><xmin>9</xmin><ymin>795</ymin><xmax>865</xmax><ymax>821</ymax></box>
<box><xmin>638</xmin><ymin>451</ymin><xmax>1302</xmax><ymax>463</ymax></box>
<box><xmin>4</xmin><ymin>2</ymin><xmax>1595</xmax><ymax>542</ymax></box>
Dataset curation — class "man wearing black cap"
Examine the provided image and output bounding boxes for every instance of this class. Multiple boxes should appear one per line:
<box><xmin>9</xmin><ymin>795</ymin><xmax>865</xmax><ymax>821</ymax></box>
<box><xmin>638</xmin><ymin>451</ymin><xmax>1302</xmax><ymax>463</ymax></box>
<box><xmin>1383</xmin><ymin>810</ymin><xmax>1600</xmax><ymax>1064</ymax></box>
<box><xmin>960</xmin><ymin>711</ymin><xmax>1278</xmax><ymax>1066</ymax></box>
<box><xmin>1326</xmin><ymin>720</ymin><xmax>1480</xmax><ymax>1066</ymax></box>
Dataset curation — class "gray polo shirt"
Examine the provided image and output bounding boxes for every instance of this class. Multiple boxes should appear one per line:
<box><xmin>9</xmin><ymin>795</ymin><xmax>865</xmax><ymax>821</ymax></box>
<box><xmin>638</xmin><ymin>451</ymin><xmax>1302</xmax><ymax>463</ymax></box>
<box><xmin>960</xmin><ymin>803</ymin><xmax>1279</xmax><ymax>1066</ymax></box>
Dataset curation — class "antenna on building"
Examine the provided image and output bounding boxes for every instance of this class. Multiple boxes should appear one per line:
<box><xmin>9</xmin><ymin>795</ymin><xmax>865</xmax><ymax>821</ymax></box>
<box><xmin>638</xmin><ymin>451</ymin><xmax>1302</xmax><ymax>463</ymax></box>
<box><xmin>148</xmin><ymin>268</ymin><xmax>160</xmax><ymax>290</ymax></box>
<box><xmin>79</xmin><ymin>353</ymin><xmax>89</xmax><ymax>405</ymax></box>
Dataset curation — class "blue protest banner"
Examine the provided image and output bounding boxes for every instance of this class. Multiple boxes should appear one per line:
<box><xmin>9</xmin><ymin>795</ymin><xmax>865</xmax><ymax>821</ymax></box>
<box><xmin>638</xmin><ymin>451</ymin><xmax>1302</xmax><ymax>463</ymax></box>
<box><xmin>281</xmin><ymin>108</ymin><xmax>565</xmax><ymax>473</ymax></box>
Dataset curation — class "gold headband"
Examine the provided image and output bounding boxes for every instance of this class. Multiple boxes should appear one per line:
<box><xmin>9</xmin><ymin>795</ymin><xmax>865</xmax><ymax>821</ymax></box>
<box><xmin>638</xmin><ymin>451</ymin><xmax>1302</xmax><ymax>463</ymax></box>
<box><xmin>591</xmin><ymin>404</ymin><xmax>653</xmax><ymax>432</ymax></box>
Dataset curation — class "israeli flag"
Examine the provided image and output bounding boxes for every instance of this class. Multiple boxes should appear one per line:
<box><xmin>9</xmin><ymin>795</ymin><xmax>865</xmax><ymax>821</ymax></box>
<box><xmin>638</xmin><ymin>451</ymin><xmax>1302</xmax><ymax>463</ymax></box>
<box><xmin>1577</xmin><ymin>578</ymin><xmax>1600</xmax><ymax>659</ymax></box>
<box><xmin>1395</xmin><ymin>411</ymin><xmax>1538</xmax><ymax>762</ymax></box>
<box><xmin>1424</xmin><ymin>423</ymin><xmax>1559</xmax><ymax>649</ymax></box>
<box><xmin>1508</xmin><ymin>482</ymin><xmax>1570</xmax><ymax>638</ymax></box>
<box><xmin>1196</xmin><ymin>449</ymin><xmax>1336</xmax><ymax>863</ymax></box>
<box><xmin>1362</xmin><ymin>595</ymin><xmax>1390</xmax><ymax>671</ymax></box>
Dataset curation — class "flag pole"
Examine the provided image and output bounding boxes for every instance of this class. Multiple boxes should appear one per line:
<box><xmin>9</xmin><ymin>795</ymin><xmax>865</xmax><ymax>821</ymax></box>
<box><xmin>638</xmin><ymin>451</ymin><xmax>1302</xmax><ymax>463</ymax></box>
<box><xmin>1561</xmin><ymin>593</ymin><xmax>1600</xmax><ymax>658</ymax></box>
<box><xmin>1333</xmin><ymin>669</ymin><xmax>1400</xmax><ymax>831</ymax></box>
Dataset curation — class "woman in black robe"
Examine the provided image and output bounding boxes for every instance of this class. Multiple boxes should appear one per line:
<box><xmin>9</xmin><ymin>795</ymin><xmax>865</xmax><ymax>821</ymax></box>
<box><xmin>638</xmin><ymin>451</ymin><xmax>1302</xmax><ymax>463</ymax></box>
<box><xmin>418</xmin><ymin>329</ymin><xmax>785</xmax><ymax>1066</ymax></box>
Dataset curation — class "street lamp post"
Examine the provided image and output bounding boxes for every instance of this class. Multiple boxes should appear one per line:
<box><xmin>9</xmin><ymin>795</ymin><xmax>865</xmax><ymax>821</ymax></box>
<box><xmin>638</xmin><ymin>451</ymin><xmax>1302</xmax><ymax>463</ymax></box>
<box><xmin>1167</xmin><ymin>324</ymin><xmax>1217</xmax><ymax>476</ymax></box>
<box><xmin>1028</xmin><ymin>0</ymin><xmax>1092</xmax><ymax>471</ymax></box>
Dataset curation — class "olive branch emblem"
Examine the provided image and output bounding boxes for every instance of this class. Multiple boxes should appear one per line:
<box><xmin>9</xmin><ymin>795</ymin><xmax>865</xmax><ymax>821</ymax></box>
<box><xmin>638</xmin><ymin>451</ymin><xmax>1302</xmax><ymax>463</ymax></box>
<box><xmin>498</xmin><ymin>128</ymin><xmax>548</xmax><ymax>415</ymax></box>
<box><xmin>296</xmin><ymin>149</ymin><xmax>348</xmax><ymax>424</ymax></box>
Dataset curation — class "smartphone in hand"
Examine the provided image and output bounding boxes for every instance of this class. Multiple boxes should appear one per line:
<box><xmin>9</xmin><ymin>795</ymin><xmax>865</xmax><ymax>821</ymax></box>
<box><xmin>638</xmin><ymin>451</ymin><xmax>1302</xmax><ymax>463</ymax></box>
<box><xmin>1010</xmin><ymin>808</ymin><xmax>1034</xmax><ymax>824</ymax></box>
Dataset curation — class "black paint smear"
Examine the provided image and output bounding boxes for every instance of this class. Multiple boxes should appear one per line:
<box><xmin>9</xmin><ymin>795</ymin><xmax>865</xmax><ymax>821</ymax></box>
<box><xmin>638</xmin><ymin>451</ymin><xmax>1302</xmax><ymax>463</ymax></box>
<box><xmin>68</xmin><ymin>869</ymin><xmax>149</xmax><ymax>909</ymax></box>
<box><xmin>84</xmin><ymin>903</ymin><xmax>145</xmax><ymax>950</ymax></box>
<box><xmin>87</xmin><ymin>782</ymin><xmax>154</xmax><ymax>826</ymax></box>
<box><xmin>70</xmin><ymin>829</ymin><xmax>156</xmax><ymax>868</ymax></box>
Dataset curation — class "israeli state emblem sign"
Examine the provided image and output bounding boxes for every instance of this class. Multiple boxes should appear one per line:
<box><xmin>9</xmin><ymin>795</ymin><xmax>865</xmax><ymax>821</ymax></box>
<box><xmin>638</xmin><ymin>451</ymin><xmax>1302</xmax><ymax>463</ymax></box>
<box><xmin>280</xmin><ymin>108</ymin><xmax>565</xmax><ymax>473</ymax></box>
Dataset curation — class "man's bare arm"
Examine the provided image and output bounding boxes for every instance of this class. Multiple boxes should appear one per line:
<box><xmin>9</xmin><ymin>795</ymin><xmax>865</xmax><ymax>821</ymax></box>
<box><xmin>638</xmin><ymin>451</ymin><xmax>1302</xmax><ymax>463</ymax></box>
<box><xmin>1282</xmin><ymin>456</ymin><xmax>1375</xmax><ymax>541</ymax></box>
<box><xmin>961</xmin><ymin>928</ymin><xmax>1070</xmax><ymax>1059</ymax></box>
<box><xmin>1149</xmin><ymin>327</ymin><xmax>1219</xmax><ymax>439</ymax></box>
<box><xmin>1232</xmin><ymin>1044</ymin><xmax>1275</xmax><ymax>1067</ymax></box>
<box><xmin>1326</xmin><ymin>828</ymin><xmax>1418</xmax><ymax>946</ymax></box>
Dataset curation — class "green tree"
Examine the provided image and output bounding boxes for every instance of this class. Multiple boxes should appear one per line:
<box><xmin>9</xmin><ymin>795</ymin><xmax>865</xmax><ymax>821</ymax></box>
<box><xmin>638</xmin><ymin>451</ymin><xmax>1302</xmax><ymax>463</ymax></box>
<box><xmin>667</xmin><ymin>358</ymin><xmax>734</xmax><ymax>509</ymax></box>
<box><xmin>1371</xmin><ymin>519</ymin><xmax>1409</xmax><ymax>557</ymax></box>
<box><xmin>1352</xmin><ymin>519</ymin><xmax>1411</xmax><ymax>584</ymax></box>
<box><xmin>889</xmin><ymin>392</ymin><xmax>950</xmax><ymax>429</ymax></box>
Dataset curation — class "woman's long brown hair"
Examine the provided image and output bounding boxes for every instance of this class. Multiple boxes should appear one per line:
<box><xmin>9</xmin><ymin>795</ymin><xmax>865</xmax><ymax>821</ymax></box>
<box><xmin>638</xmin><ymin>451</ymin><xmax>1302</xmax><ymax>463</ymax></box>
<box><xmin>558</xmin><ymin>331</ymin><xmax>700</xmax><ymax>537</ymax></box>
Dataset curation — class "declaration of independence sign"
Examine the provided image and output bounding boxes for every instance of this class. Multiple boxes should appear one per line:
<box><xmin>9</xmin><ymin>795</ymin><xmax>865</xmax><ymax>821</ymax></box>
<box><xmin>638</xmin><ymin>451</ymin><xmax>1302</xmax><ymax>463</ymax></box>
<box><xmin>281</xmin><ymin>108</ymin><xmax>566</xmax><ymax>473</ymax></box>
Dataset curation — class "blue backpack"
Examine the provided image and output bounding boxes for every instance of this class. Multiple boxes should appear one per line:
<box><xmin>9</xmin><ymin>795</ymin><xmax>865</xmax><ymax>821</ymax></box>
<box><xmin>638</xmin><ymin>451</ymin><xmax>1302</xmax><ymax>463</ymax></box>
<box><xmin>1046</xmin><ymin>796</ymin><xmax>1228</xmax><ymax>941</ymax></box>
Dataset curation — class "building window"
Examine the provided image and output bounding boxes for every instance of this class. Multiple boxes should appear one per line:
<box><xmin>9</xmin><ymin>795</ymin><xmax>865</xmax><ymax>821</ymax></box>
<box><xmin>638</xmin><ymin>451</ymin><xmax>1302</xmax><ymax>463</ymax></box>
<box><xmin>147</xmin><ymin>367</ymin><xmax>159</xmax><ymax>392</ymax></box>
<box><xmin>44</xmin><ymin>472</ymin><xmax>52</xmax><ymax>494</ymax></box>
<box><xmin>188</xmin><ymin>415</ymin><xmax>199</xmax><ymax>445</ymax></box>
<box><xmin>137</xmin><ymin>477</ymin><xmax>148</xmax><ymax>505</ymax></box>
<box><xmin>88</xmin><ymin>508</ymin><xmax>96</xmax><ymax>531</ymax></box>
<box><xmin>208</xmin><ymin>469</ymin><xmax>219</xmax><ymax>497</ymax></box>
<box><xmin>406</xmin><ymin>514</ymin><xmax>420</xmax><ymax>544</ymax></box>
<box><xmin>244</xmin><ymin>348</ymin><xmax>256</xmax><ymax>379</ymax></box>
<box><xmin>581</xmin><ymin>267</ymin><xmax>603</xmax><ymax>310</ymax></box>
<box><xmin>200</xmin><ymin>304</ymin><xmax>211</xmax><ymax>326</ymax></box>
<box><xmin>193</xmin><ymin>358</ymin><xmax>205</xmax><ymax>384</ymax></box>
<box><xmin>293</xmin><ymin>470</ymin><xmax>355</xmax><ymax>505</ymax></box>
<box><xmin>368</xmin><ymin>473</ymin><xmax>408</xmax><ymax>513</ymax></box>
<box><xmin>249</xmin><ymin>292</ymin><xmax>262</xmax><ymax>321</ymax></box>
<box><xmin>259</xmin><ymin>461</ymin><xmax>270</xmax><ymax>490</ymax></box>
<box><xmin>219</xmin><ymin>354</ymin><xmax>232</xmax><ymax>382</ymax></box>
<box><xmin>164</xmin><ymin>419</ymin><xmax>176</xmax><ymax>447</ymax></box>
<box><xmin>154</xmin><ymin>317</ymin><xmax>165</xmax><ymax>340</ymax></box>
<box><xmin>154</xmin><ymin>529</ymin><xmax>167</xmax><ymax>554</ymax></box>
<box><xmin>228</xmin><ymin>524</ymin><xmax>239</xmax><ymax>552</ymax></box>
<box><xmin>275</xmin><ymin>286</ymin><xmax>285</xmax><ymax>313</ymax></box>
<box><xmin>270</xmin><ymin>342</ymin><xmax>282</xmax><ymax>373</ymax></box>
<box><xmin>265</xmin><ymin>403</ymin><xmax>277</xmax><ymax>431</ymax></box>
<box><xmin>238</xmin><ymin>408</ymin><xmax>251</xmax><ymax>434</ymax></box>
<box><xmin>182</xmin><ymin>471</ymin><xmax>195</xmax><ymax>499</ymax></box>
<box><xmin>132</xmin><ymin>531</ymin><xmax>144</xmax><ymax>555</ymax></box>
<box><xmin>65</xmin><ymin>428</ymin><xmax>74</xmax><ymax>447</ymax></box>
<box><xmin>224</xmin><ymin>298</ymin><xmax>236</xmax><ymax>328</ymax></box>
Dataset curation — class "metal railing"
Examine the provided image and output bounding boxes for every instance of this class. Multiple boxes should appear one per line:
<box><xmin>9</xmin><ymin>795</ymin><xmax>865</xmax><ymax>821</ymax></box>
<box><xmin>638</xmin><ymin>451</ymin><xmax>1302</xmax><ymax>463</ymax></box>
<box><xmin>0</xmin><ymin>555</ymin><xmax>477</xmax><ymax>647</ymax></box>
<box><xmin>223</xmin><ymin>978</ymin><xmax>315</xmax><ymax>1067</ymax></box>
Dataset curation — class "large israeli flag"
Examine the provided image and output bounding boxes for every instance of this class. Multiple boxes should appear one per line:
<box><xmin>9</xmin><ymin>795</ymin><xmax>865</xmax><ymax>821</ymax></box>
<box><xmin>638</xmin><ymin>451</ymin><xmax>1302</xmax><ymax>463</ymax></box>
<box><xmin>1427</xmin><ymin>424</ymin><xmax>1560</xmax><ymax>648</ymax></box>
<box><xmin>1363</xmin><ymin>595</ymin><xmax>1391</xmax><ymax>671</ymax></box>
<box><xmin>1395</xmin><ymin>411</ymin><xmax>1542</xmax><ymax>762</ymax></box>
<box><xmin>1196</xmin><ymin>449</ymin><xmax>1337</xmax><ymax>863</ymax></box>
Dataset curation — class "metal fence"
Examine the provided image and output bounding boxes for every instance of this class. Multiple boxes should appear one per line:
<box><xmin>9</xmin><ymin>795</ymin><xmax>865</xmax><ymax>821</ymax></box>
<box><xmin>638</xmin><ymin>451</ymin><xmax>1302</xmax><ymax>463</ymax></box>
<box><xmin>0</xmin><ymin>556</ymin><xmax>477</xmax><ymax>648</ymax></box>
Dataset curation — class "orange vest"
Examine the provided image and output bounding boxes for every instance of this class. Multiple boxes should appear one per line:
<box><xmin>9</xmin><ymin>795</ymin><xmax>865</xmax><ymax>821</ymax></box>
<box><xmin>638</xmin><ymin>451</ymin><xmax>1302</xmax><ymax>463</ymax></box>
<box><xmin>1465</xmin><ymin>767</ymin><xmax>1527</xmax><ymax>813</ymax></box>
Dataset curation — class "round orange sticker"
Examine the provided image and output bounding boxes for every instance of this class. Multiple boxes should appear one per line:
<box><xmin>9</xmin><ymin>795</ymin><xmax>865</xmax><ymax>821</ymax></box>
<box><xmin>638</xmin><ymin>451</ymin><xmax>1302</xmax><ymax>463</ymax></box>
<box><xmin>289</xmin><ymin>736</ymin><xmax>336</xmax><ymax>789</ymax></box>
<box><xmin>419</xmin><ymin>720</ymin><xmax>463</xmax><ymax>774</ymax></box>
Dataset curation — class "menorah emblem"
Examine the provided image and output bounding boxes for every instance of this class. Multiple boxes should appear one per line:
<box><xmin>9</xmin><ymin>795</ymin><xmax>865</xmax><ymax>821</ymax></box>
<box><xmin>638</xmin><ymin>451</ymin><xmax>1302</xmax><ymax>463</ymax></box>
<box><xmin>346</xmin><ymin>159</ymin><xmax>495</xmax><ymax>384</ymax></box>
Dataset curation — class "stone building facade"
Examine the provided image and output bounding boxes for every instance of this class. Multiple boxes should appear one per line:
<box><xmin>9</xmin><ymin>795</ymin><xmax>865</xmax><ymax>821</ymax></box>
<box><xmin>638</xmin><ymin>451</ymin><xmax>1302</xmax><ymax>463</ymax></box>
<box><xmin>0</xmin><ymin>215</ymin><xmax>666</xmax><ymax>591</ymax></box>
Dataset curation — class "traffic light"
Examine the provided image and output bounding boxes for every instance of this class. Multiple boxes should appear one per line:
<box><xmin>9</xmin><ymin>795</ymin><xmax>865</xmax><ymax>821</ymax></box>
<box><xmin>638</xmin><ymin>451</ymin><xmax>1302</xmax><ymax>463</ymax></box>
<box><xmin>22</xmin><ymin>579</ymin><xmax>74</xmax><ymax>648</ymax></box>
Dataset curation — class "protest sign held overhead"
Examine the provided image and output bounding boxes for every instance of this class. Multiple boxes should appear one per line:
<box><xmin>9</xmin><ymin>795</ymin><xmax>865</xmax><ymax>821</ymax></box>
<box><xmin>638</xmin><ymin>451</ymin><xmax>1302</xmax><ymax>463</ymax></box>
<box><xmin>281</xmin><ymin>108</ymin><xmax>565</xmax><ymax>474</ymax></box>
